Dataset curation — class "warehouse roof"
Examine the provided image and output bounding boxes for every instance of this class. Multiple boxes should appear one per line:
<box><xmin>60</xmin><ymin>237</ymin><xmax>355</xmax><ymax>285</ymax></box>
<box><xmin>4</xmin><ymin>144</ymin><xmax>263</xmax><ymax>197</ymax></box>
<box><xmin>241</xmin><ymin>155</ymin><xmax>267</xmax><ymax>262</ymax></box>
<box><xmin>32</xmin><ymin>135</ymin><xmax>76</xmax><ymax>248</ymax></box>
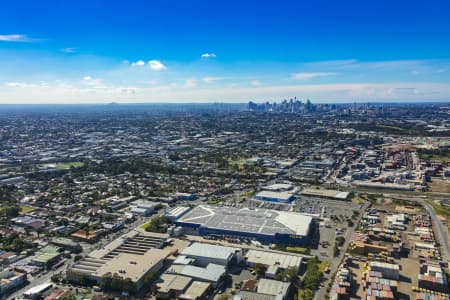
<box><xmin>254</xmin><ymin>191</ymin><xmax>294</xmax><ymax>201</ymax></box>
<box><xmin>179</xmin><ymin>281</ymin><xmax>211</xmax><ymax>300</ymax></box>
<box><xmin>156</xmin><ymin>274</ymin><xmax>192</xmax><ymax>293</ymax></box>
<box><xmin>300</xmin><ymin>188</ymin><xmax>350</xmax><ymax>200</ymax></box>
<box><xmin>168</xmin><ymin>263</ymin><xmax>226</xmax><ymax>283</ymax></box>
<box><xmin>262</xmin><ymin>183</ymin><xmax>293</xmax><ymax>191</ymax></box>
<box><xmin>94</xmin><ymin>249</ymin><xmax>170</xmax><ymax>281</ymax></box>
<box><xmin>257</xmin><ymin>278</ymin><xmax>291</xmax><ymax>297</ymax></box>
<box><xmin>32</xmin><ymin>246</ymin><xmax>60</xmax><ymax>264</ymax></box>
<box><xmin>245</xmin><ymin>250</ymin><xmax>302</xmax><ymax>269</ymax></box>
<box><xmin>177</xmin><ymin>205</ymin><xmax>312</xmax><ymax>237</ymax></box>
<box><xmin>180</xmin><ymin>243</ymin><xmax>239</xmax><ymax>261</ymax></box>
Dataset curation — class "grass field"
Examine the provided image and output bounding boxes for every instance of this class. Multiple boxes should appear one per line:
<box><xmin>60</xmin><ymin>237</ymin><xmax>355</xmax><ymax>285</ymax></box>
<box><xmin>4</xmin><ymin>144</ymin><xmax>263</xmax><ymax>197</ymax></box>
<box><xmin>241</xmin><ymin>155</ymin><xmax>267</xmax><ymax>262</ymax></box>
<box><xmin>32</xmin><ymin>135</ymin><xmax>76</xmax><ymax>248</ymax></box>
<box><xmin>139</xmin><ymin>220</ymin><xmax>152</xmax><ymax>230</ymax></box>
<box><xmin>285</xmin><ymin>246</ymin><xmax>310</xmax><ymax>254</ymax></box>
<box><xmin>56</xmin><ymin>161</ymin><xmax>85</xmax><ymax>169</ymax></box>
<box><xmin>318</xmin><ymin>261</ymin><xmax>329</xmax><ymax>273</ymax></box>
<box><xmin>19</xmin><ymin>205</ymin><xmax>35</xmax><ymax>213</ymax></box>
<box><xmin>351</xmin><ymin>196</ymin><xmax>363</xmax><ymax>204</ymax></box>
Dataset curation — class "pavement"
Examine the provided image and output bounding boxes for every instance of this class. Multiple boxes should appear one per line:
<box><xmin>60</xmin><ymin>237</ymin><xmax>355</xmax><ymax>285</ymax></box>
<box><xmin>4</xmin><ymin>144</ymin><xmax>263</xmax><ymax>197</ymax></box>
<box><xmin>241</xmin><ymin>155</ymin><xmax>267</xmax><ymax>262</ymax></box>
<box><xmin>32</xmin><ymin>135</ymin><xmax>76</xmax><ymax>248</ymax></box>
<box><xmin>314</xmin><ymin>199</ymin><xmax>370</xmax><ymax>300</ymax></box>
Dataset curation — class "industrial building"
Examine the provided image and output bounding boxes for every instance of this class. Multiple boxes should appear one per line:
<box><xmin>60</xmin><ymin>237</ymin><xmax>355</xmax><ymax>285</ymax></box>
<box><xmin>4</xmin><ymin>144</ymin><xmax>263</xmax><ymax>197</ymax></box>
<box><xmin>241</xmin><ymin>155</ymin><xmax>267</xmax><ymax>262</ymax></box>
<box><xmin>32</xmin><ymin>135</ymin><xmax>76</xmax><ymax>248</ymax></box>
<box><xmin>178</xmin><ymin>281</ymin><xmax>211</xmax><ymax>300</ymax></box>
<box><xmin>31</xmin><ymin>246</ymin><xmax>61</xmax><ymax>269</ymax></box>
<box><xmin>253</xmin><ymin>191</ymin><xmax>295</xmax><ymax>203</ymax></box>
<box><xmin>165</xmin><ymin>206</ymin><xmax>192</xmax><ymax>222</ymax></box>
<box><xmin>129</xmin><ymin>199</ymin><xmax>160</xmax><ymax>216</ymax></box>
<box><xmin>175</xmin><ymin>205</ymin><xmax>313</xmax><ymax>245</ymax></box>
<box><xmin>166</xmin><ymin>263</ymin><xmax>226</xmax><ymax>288</ymax></box>
<box><xmin>234</xmin><ymin>278</ymin><xmax>291</xmax><ymax>300</ymax></box>
<box><xmin>300</xmin><ymin>188</ymin><xmax>350</xmax><ymax>201</ymax></box>
<box><xmin>67</xmin><ymin>230</ymin><xmax>170</xmax><ymax>291</ymax></box>
<box><xmin>155</xmin><ymin>274</ymin><xmax>192</xmax><ymax>298</ymax></box>
<box><xmin>262</xmin><ymin>183</ymin><xmax>294</xmax><ymax>192</ymax></box>
<box><xmin>245</xmin><ymin>250</ymin><xmax>302</xmax><ymax>270</ymax></box>
<box><xmin>179</xmin><ymin>243</ymin><xmax>242</xmax><ymax>267</ymax></box>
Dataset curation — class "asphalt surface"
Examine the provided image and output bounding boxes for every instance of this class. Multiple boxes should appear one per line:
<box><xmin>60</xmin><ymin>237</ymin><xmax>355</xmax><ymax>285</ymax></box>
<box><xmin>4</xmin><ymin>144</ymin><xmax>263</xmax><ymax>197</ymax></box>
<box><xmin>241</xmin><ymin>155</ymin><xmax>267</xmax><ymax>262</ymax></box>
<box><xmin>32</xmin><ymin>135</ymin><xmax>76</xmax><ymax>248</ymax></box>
<box><xmin>314</xmin><ymin>200</ymin><xmax>370</xmax><ymax>300</ymax></box>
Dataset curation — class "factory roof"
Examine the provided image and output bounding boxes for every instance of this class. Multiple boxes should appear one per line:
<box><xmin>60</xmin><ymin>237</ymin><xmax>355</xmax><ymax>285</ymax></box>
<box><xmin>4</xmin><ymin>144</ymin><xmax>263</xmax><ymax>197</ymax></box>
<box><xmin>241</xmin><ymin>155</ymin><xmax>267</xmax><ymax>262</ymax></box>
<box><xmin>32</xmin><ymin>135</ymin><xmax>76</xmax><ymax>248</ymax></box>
<box><xmin>300</xmin><ymin>188</ymin><xmax>350</xmax><ymax>200</ymax></box>
<box><xmin>89</xmin><ymin>230</ymin><xmax>139</xmax><ymax>259</ymax></box>
<box><xmin>23</xmin><ymin>283</ymin><xmax>53</xmax><ymax>297</ymax></box>
<box><xmin>245</xmin><ymin>250</ymin><xmax>302</xmax><ymax>269</ymax></box>
<box><xmin>156</xmin><ymin>274</ymin><xmax>192</xmax><ymax>293</ymax></box>
<box><xmin>254</xmin><ymin>191</ymin><xmax>294</xmax><ymax>201</ymax></box>
<box><xmin>180</xmin><ymin>242</ymin><xmax>239</xmax><ymax>261</ymax></box>
<box><xmin>177</xmin><ymin>205</ymin><xmax>312</xmax><ymax>237</ymax></box>
<box><xmin>94</xmin><ymin>248</ymin><xmax>170</xmax><ymax>281</ymax></box>
<box><xmin>257</xmin><ymin>278</ymin><xmax>291</xmax><ymax>297</ymax></box>
<box><xmin>179</xmin><ymin>281</ymin><xmax>211</xmax><ymax>300</ymax></box>
<box><xmin>165</xmin><ymin>206</ymin><xmax>191</xmax><ymax>219</ymax></box>
<box><xmin>168</xmin><ymin>263</ymin><xmax>226</xmax><ymax>283</ymax></box>
<box><xmin>262</xmin><ymin>183</ymin><xmax>293</xmax><ymax>191</ymax></box>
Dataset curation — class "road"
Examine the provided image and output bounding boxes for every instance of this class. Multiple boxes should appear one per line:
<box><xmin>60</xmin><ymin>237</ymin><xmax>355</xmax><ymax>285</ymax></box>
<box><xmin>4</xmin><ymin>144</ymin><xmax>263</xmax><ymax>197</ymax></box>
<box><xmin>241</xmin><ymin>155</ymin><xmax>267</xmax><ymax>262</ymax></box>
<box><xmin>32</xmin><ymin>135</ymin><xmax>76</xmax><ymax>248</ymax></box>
<box><xmin>423</xmin><ymin>201</ymin><xmax>450</xmax><ymax>261</ymax></box>
<box><xmin>5</xmin><ymin>264</ymin><xmax>65</xmax><ymax>300</ymax></box>
<box><xmin>314</xmin><ymin>199</ymin><xmax>370</xmax><ymax>300</ymax></box>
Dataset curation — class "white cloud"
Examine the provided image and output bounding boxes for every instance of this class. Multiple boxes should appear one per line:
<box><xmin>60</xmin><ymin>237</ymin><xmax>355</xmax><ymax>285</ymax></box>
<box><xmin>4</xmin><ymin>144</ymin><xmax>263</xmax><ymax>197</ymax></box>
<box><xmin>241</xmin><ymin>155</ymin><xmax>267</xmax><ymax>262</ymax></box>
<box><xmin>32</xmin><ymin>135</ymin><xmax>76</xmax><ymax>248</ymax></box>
<box><xmin>250</xmin><ymin>80</ymin><xmax>262</xmax><ymax>86</ymax></box>
<box><xmin>148</xmin><ymin>60</ymin><xmax>167</xmax><ymax>71</ymax></box>
<box><xmin>5</xmin><ymin>82</ymin><xmax>45</xmax><ymax>88</ymax></box>
<box><xmin>61</xmin><ymin>47</ymin><xmax>78</xmax><ymax>53</ymax></box>
<box><xmin>291</xmin><ymin>72</ymin><xmax>335</xmax><ymax>80</ymax></box>
<box><xmin>0</xmin><ymin>34</ymin><xmax>30</xmax><ymax>42</ymax></box>
<box><xmin>202</xmin><ymin>76</ymin><xmax>224</xmax><ymax>83</ymax></box>
<box><xmin>82</xmin><ymin>76</ymin><xmax>103</xmax><ymax>87</ymax></box>
<box><xmin>201</xmin><ymin>53</ymin><xmax>217</xmax><ymax>58</ymax></box>
<box><xmin>131</xmin><ymin>60</ymin><xmax>145</xmax><ymax>67</ymax></box>
<box><xmin>183</xmin><ymin>79</ymin><xmax>197</xmax><ymax>88</ymax></box>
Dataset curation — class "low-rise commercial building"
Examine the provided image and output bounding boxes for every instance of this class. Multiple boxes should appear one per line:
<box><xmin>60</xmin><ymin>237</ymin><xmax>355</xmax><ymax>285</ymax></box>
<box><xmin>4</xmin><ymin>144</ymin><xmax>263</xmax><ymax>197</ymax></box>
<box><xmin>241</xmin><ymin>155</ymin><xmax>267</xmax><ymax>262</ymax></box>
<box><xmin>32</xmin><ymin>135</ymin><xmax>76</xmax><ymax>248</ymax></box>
<box><xmin>155</xmin><ymin>274</ymin><xmax>192</xmax><ymax>299</ymax></box>
<box><xmin>245</xmin><ymin>250</ymin><xmax>302</xmax><ymax>270</ymax></box>
<box><xmin>180</xmin><ymin>243</ymin><xmax>242</xmax><ymax>267</ymax></box>
<box><xmin>166</xmin><ymin>263</ymin><xmax>226</xmax><ymax>288</ymax></box>
<box><xmin>178</xmin><ymin>281</ymin><xmax>211</xmax><ymax>300</ymax></box>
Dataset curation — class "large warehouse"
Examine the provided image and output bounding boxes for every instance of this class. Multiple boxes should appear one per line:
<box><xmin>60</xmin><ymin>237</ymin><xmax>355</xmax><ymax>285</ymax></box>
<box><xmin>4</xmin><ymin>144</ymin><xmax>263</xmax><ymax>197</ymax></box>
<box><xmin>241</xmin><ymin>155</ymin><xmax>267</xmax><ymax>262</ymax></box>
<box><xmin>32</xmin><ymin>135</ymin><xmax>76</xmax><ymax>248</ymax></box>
<box><xmin>175</xmin><ymin>205</ymin><xmax>313</xmax><ymax>245</ymax></box>
<box><xmin>67</xmin><ymin>230</ymin><xmax>170</xmax><ymax>291</ymax></box>
<box><xmin>253</xmin><ymin>190</ymin><xmax>295</xmax><ymax>203</ymax></box>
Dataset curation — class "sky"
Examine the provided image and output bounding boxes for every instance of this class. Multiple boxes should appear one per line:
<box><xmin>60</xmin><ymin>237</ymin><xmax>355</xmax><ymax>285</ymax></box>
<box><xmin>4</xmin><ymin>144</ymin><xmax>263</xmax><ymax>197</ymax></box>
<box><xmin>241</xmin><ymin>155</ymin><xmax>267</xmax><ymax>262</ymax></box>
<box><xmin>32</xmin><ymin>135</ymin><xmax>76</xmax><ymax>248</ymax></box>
<box><xmin>1</xmin><ymin>0</ymin><xmax>450</xmax><ymax>103</ymax></box>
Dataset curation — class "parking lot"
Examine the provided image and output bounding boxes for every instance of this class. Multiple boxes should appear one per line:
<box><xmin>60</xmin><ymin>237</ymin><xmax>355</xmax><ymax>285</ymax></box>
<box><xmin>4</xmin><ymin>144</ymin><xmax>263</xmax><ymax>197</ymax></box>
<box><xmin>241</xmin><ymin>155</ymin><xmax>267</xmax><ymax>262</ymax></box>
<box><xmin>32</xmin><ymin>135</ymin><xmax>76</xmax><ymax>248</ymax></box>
<box><xmin>294</xmin><ymin>197</ymin><xmax>362</xmax><ymax>218</ymax></box>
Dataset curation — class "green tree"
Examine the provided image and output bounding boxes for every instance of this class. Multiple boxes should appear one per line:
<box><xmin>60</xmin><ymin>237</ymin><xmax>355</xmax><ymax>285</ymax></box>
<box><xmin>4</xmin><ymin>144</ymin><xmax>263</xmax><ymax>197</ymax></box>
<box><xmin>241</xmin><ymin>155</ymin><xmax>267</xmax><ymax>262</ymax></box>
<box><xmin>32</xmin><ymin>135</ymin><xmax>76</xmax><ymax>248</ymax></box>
<box><xmin>0</xmin><ymin>205</ymin><xmax>20</xmax><ymax>218</ymax></box>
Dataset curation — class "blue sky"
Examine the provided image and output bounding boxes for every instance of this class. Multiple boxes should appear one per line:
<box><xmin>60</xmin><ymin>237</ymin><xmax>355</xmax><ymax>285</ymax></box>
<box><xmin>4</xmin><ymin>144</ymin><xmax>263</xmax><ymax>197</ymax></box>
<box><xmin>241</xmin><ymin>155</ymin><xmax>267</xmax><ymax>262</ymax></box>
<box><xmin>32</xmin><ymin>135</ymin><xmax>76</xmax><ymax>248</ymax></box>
<box><xmin>1</xmin><ymin>0</ymin><xmax>450</xmax><ymax>103</ymax></box>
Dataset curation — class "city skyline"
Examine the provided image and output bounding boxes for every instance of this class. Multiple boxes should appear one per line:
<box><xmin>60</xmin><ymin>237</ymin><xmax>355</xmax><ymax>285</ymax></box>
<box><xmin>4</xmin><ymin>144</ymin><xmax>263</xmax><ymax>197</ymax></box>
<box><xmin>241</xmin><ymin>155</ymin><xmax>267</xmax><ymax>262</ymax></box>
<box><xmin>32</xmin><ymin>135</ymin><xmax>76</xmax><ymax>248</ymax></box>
<box><xmin>1</xmin><ymin>0</ymin><xmax>450</xmax><ymax>103</ymax></box>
